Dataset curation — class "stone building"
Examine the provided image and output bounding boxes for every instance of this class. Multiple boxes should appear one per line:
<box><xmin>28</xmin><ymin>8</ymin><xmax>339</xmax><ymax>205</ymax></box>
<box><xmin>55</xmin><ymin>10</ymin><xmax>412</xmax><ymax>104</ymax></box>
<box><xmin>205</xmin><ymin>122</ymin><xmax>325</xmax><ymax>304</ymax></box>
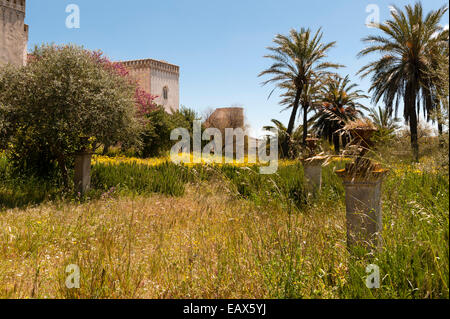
<box><xmin>121</xmin><ymin>58</ymin><xmax>180</xmax><ymax>113</ymax></box>
<box><xmin>205</xmin><ymin>107</ymin><xmax>248</xmax><ymax>153</ymax></box>
<box><xmin>205</xmin><ymin>107</ymin><xmax>245</xmax><ymax>130</ymax></box>
<box><xmin>0</xmin><ymin>0</ymin><xmax>28</xmax><ymax>66</ymax></box>
<box><xmin>1</xmin><ymin>1</ymin><xmax>180</xmax><ymax>113</ymax></box>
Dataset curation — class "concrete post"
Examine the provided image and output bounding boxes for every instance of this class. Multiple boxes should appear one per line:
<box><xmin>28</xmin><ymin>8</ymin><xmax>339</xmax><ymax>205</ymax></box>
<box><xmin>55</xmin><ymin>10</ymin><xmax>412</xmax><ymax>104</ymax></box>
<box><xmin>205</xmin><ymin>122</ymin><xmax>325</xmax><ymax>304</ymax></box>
<box><xmin>303</xmin><ymin>162</ymin><xmax>322</xmax><ymax>194</ymax></box>
<box><xmin>74</xmin><ymin>151</ymin><xmax>93</xmax><ymax>195</ymax></box>
<box><xmin>302</xmin><ymin>156</ymin><xmax>326</xmax><ymax>197</ymax></box>
<box><xmin>336</xmin><ymin>171</ymin><xmax>387</xmax><ymax>250</ymax></box>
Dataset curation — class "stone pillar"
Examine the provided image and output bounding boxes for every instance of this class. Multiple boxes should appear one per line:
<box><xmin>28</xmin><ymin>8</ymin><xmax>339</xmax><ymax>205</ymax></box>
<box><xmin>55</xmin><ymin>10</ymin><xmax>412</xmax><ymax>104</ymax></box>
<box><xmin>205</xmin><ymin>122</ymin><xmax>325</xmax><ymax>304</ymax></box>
<box><xmin>304</xmin><ymin>162</ymin><xmax>322</xmax><ymax>194</ymax></box>
<box><xmin>302</xmin><ymin>156</ymin><xmax>326</xmax><ymax>197</ymax></box>
<box><xmin>336</xmin><ymin>171</ymin><xmax>387</xmax><ymax>250</ymax></box>
<box><xmin>74</xmin><ymin>151</ymin><xmax>93</xmax><ymax>195</ymax></box>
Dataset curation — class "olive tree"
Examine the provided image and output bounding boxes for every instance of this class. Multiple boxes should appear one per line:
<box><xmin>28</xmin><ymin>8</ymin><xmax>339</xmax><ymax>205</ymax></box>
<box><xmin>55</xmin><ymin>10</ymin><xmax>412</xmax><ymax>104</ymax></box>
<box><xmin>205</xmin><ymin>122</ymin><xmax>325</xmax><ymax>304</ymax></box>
<box><xmin>0</xmin><ymin>44</ymin><xmax>144</xmax><ymax>187</ymax></box>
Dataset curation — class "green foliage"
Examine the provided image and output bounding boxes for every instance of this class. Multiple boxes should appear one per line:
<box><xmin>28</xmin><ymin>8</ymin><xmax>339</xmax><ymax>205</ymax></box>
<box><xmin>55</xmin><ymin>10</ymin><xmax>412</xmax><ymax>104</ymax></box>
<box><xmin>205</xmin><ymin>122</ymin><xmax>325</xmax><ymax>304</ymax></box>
<box><xmin>0</xmin><ymin>154</ymin><xmax>65</xmax><ymax>209</ymax></box>
<box><xmin>310</xmin><ymin>74</ymin><xmax>368</xmax><ymax>154</ymax></box>
<box><xmin>259</xmin><ymin>27</ymin><xmax>342</xmax><ymax>151</ymax></box>
<box><xmin>358</xmin><ymin>2</ymin><xmax>449</xmax><ymax>161</ymax></box>
<box><xmin>91</xmin><ymin>162</ymin><xmax>189</xmax><ymax>197</ymax></box>
<box><xmin>370</xmin><ymin>106</ymin><xmax>400</xmax><ymax>146</ymax></box>
<box><xmin>216</xmin><ymin>163</ymin><xmax>333</xmax><ymax>209</ymax></box>
<box><xmin>141</xmin><ymin>106</ymin><xmax>200</xmax><ymax>157</ymax></box>
<box><xmin>263</xmin><ymin>119</ymin><xmax>304</xmax><ymax>158</ymax></box>
<box><xmin>0</xmin><ymin>44</ymin><xmax>143</xmax><ymax>186</ymax></box>
<box><xmin>0</xmin><ymin>153</ymin><xmax>7</xmax><ymax>177</ymax></box>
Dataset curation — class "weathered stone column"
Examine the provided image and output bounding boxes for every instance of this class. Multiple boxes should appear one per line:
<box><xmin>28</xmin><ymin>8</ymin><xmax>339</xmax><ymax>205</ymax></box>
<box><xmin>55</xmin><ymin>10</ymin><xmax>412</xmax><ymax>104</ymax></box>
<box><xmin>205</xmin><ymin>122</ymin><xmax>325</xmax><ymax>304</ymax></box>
<box><xmin>302</xmin><ymin>137</ymin><xmax>325</xmax><ymax>197</ymax></box>
<box><xmin>304</xmin><ymin>163</ymin><xmax>322</xmax><ymax>191</ymax></box>
<box><xmin>74</xmin><ymin>150</ymin><xmax>93</xmax><ymax>195</ymax></box>
<box><xmin>336</xmin><ymin>169</ymin><xmax>388</xmax><ymax>249</ymax></box>
<box><xmin>302</xmin><ymin>157</ymin><xmax>326</xmax><ymax>196</ymax></box>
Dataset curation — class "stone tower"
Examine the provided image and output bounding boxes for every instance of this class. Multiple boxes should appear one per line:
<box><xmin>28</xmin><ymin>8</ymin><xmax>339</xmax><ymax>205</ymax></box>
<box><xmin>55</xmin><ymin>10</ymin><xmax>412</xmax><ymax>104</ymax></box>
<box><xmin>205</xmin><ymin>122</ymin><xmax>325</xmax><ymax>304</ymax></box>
<box><xmin>0</xmin><ymin>0</ymin><xmax>28</xmax><ymax>66</ymax></box>
<box><xmin>121</xmin><ymin>58</ymin><xmax>180</xmax><ymax>113</ymax></box>
<box><xmin>205</xmin><ymin>107</ymin><xmax>245</xmax><ymax>130</ymax></box>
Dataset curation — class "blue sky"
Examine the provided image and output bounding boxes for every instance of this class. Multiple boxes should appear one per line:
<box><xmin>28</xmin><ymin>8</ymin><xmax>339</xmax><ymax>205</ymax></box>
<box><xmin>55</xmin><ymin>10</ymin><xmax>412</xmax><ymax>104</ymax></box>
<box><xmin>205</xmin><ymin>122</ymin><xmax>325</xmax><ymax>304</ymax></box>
<box><xmin>27</xmin><ymin>0</ymin><xmax>448</xmax><ymax>138</ymax></box>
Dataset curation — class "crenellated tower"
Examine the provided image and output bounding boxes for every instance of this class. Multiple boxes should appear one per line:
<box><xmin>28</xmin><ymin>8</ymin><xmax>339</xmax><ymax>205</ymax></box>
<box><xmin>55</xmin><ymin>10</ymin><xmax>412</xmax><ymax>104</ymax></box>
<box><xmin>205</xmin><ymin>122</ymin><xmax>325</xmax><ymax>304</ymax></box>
<box><xmin>0</xmin><ymin>0</ymin><xmax>28</xmax><ymax>66</ymax></box>
<box><xmin>122</xmin><ymin>58</ymin><xmax>180</xmax><ymax>113</ymax></box>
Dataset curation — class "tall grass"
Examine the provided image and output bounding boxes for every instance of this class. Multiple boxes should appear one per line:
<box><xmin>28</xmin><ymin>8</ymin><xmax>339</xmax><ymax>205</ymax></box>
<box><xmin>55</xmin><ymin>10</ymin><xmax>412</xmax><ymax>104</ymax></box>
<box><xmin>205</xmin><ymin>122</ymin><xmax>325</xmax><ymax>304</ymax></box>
<box><xmin>0</xmin><ymin>153</ymin><xmax>448</xmax><ymax>299</ymax></box>
<box><xmin>91</xmin><ymin>161</ymin><xmax>190</xmax><ymax>197</ymax></box>
<box><xmin>1</xmin><ymin>155</ymin><xmax>65</xmax><ymax>209</ymax></box>
<box><xmin>340</xmin><ymin>170</ymin><xmax>449</xmax><ymax>298</ymax></box>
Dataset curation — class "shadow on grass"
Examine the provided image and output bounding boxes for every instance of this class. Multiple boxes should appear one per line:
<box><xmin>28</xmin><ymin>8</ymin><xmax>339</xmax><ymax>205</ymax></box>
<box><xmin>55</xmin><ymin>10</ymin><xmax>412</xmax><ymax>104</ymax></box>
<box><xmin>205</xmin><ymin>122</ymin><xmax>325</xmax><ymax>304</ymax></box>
<box><xmin>0</xmin><ymin>179</ymin><xmax>63</xmax><ymax>210</ymax></box>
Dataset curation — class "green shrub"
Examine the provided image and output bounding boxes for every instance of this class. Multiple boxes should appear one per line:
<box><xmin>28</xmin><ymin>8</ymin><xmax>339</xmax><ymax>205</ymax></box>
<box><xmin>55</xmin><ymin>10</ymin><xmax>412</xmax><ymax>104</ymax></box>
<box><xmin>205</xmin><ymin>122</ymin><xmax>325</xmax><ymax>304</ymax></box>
<box><xmin>141</xmin><ymin>106</ymin><xmax>201</xmax><ymax>157</ymax></box>
<box><xmin>91</xmin><ymin>162</ymin><xmax>189</xmax><ymax>197</ymax></box>
<box><xmin>215</xmin><ymin>163</ymin><xmax>308</xmax><ymax>208</ymax></box>
<box><xmin>0</xmin><ymin>45</ymin><xmax>143</xmax><ymax>187</ymax></box>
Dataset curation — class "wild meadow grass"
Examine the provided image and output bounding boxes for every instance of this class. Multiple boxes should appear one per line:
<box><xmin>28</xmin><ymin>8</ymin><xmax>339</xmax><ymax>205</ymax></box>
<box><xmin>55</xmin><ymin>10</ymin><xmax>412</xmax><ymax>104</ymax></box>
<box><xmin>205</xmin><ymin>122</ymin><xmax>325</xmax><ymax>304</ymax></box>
<box><xmin>0</xmin><ymin>152</ymin><xmax>448</xmax><ymax>299</ymax></box>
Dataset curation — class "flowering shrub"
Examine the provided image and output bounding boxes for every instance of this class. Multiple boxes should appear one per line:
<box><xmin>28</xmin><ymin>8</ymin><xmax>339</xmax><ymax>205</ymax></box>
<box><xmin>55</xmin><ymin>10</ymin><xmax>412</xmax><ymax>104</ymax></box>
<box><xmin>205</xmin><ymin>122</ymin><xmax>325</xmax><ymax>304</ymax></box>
<box><xmin>90</xmin><ymin>50</ymin><xmax>157</xmax><ymax>117</ymax></box>
<box><xmin>0</xmin><ymin>44</ymin><xmax>145</xmax><ymax>187</ymax></box>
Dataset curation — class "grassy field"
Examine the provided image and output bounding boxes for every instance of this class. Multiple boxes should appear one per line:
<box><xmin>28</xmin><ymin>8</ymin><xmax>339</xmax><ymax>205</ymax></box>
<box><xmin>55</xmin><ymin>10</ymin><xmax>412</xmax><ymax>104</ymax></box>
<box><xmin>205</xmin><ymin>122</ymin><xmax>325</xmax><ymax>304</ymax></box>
<box><xmin>0</xmin><ymin>153</ymin><xmax>448</xmax><ymax>299</ymax></box>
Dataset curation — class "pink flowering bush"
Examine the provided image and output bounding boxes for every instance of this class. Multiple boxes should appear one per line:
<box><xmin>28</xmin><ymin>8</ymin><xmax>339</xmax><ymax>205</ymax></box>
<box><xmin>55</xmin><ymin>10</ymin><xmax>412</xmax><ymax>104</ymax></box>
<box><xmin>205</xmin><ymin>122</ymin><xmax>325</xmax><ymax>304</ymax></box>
<box><xmin>90</xmin><ymin>50</ymin><xmax>157</xmax><ymax>118</ymax></box>
<box><xmin>0</xmin><ymin>44</ymin><xmax>146</xmax><ymax>187</ymax></box>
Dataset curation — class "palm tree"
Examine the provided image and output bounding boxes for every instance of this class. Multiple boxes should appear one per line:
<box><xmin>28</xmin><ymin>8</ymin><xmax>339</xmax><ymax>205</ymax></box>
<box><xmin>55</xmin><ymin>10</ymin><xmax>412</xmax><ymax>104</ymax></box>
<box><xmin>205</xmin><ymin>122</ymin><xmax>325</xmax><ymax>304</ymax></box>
<box><xmin>358</xmin><ymin>2</ymin><xmax>449</xmax><ymax>161</ymax></box>
<box><xmin>278</xmin><ymin>75</ymin><xmax>324</xmax><ymax>145</ymax></box>
<box><xmin>369</xmin><ymin>106</ymin><xmax>401</xmax><ymax>144</ymax></box>
<box><xmin>259</xmin><ymin>27</ymin><xmax>342</xmax><ymax>154</ymax></box>
<box><xmin>263</xmin><ymin>119</ymin><xmax>303</xmax><ymax>158</ymax></box>
<box><xmin>369</xmin><ymin>106</ymin><xmax>400</xmax><ymax>132</ymax></box>
<box><xmin>428</xmin><ymin>41</ymin><xmax>449</xmax><ymax>141</ymax></box>
<box><xmin>311</xmin><ymin>75</ymin><xmax>368</xmax><ymax>154</ymax></box>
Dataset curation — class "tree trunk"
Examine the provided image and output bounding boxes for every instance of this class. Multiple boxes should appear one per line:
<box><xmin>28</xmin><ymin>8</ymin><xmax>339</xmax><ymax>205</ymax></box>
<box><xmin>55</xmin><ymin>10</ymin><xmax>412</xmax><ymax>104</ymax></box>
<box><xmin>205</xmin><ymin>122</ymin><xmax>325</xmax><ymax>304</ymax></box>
<box><xmin>342</xmin><ymin>133</ymin><xmax>348</xmax><ymax>149</ymax></box>
<box><xmin>437</xmin><ymin>109</ymin><xmax>444</xmax><ymax>149</ymax></box>
<box><xmin>102</xmin><ymin>142</ymin><xmax>110</xmax><ymax>156</ymax></box>
<box><xmin>333</xmin><ymin>133</ymin><xmax>340</xmax><ymax>155</ymax></box>
<box><xmin>409</xmin><ymin>98</ymin><xmax>419</xmax><ymax>162</ymax></box>
<box><xmin>405</xmin><ymin>80</ymin><xmax>419</xmax><ymax>162</ymax></box>
<box><xmin>302</xmin><ymin>103</ymin><xmax>308</xmax><ymax>146</ymax></box>
<box><xmin>284</xmin><ymin>88</ymin><xmax>302</xmax><ymax>157</ymax></box>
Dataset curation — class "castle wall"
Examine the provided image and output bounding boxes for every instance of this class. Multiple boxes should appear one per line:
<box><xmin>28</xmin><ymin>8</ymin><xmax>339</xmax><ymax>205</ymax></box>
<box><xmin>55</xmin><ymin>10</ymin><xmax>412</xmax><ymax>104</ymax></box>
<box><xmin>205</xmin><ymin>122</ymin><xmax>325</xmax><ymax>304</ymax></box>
<box><xmin>122</xmin><ymin>58</ymin><xmax>180</xmax><ymax>114</ymax></box>
<box><xmin>0</xmin><ymin>0</ymin><xmax>28</xmax><ymax>66</ymax></box>
<box><xmin>150</xmin><ymin>66</ymin><xmax>179</xmax><ymax>114</ymax></box>
<box><xmin>126</xmin><ymin>65</ymin><xmax>152</xmax><ymax>95</ymax></box>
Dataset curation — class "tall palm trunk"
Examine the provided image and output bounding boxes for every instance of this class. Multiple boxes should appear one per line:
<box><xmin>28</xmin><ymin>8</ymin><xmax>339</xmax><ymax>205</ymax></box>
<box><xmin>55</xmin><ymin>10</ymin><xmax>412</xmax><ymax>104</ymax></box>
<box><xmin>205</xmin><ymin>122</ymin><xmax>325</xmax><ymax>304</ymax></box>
<box><xmin>285</xmin><ymin>88</ymin><xmax>302</xmax><ymax>156</ymax></box>
<box><xmin>333</xmin><ymin>133</ymin><xmax>340</xmax><ymax>154</ymax></box>
<box><xmin>409</xmin><ymin>111</ymin><xmax>419</xmax><ymax>162</ymax></box>
<box><xmin>302</xmin><ymin>103</ymin><xmax>308</xmax><ymax>146</ymax></box>
<box><xmin>406</xmin><ymin>82</ymin><xmax>419</xmax><ymax>162</ymax></box>
<box><xmin>437</xmin><ymin>107</ymin><xmax>444</xmax><ymax>148</ymax></box>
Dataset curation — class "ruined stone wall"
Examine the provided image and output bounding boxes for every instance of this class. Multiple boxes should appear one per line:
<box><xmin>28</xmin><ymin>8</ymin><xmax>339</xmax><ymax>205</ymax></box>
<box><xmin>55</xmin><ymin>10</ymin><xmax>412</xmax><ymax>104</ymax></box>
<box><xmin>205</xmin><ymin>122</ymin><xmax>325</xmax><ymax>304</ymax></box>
<box><xmin>0</xmin><ymin>0</ymin><xmax>28</xmax><ymax>66</ymax></box>
<box><xmin>205</xmin><ymin>107</ymin><xmax>247</xmax><ymax>154</ymax></box>
<box><xmin>205</xmin><ymin>107</ymin><xmax>245</xmax><ymax>130</ymax></box>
